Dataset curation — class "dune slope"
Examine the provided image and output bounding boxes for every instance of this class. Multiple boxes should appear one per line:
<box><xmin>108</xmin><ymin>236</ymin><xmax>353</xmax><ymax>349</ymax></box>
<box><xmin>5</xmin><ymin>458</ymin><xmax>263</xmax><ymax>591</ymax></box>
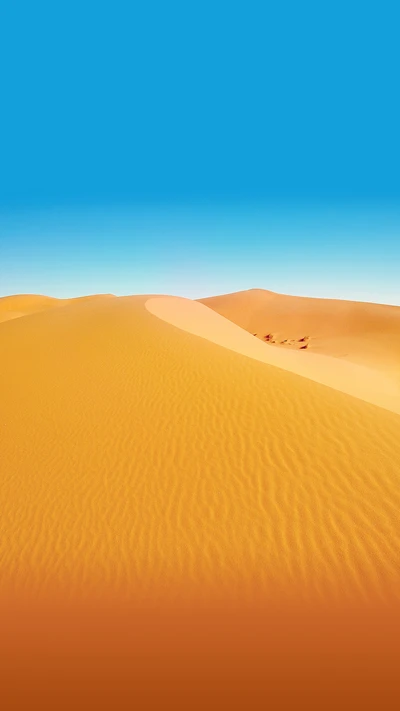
<box><xmin>0</xmin><ymin>294</ymin><xmax>61</xmax><ymax>323</ymax></box>
<box><xmin>0</xmin><ymin>293</ymin><xmax>114</xmax><ymax>323</ymax></box>
<box><xmin>198</xmin><ymin>288</ymin><xmax>400</xmax><ymax>380</ymax></box>
<box><xmin>147</xmin><ymin>296</ymin><xmax>400</xmax><ymax>415</ymax></box>
<box><xmin>1</xmin><ymin>293</ymin><xmax>400</xmax><ymax>604</ymax></box>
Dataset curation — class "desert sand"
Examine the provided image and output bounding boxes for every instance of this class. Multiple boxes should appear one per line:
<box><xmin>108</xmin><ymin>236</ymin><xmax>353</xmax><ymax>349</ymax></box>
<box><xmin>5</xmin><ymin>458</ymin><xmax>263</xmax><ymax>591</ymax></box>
<box><xmin>1</xmin><ymin>290</ymin><xmax>400</xmax><ymax>708</ymax></box>
<box><xmin>0</xmin><ymin>292</ymin><xmax>113</xmax><ymax>323</ymax></box>
<box><xmin>199</xmin><ymin>288</ymin><xmax>400</xmax><ymax>379</ymax></box>
<box><xmin>1</xmin><ymin>290</ymin><xmax>400</xmax><ymax>599</ymax></box>
<box><xmin>147</xmin><ymin>296</ymin><xmax>400</xmax><ymax>414</ymax></box>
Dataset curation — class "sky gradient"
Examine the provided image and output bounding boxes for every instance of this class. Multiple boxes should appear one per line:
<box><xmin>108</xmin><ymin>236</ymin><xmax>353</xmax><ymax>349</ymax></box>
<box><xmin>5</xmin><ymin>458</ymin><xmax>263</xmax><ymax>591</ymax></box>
<box><xmin>1</xmin><ymin>1</ymin><xmax>399</xmax><ymax>303</ymax></box>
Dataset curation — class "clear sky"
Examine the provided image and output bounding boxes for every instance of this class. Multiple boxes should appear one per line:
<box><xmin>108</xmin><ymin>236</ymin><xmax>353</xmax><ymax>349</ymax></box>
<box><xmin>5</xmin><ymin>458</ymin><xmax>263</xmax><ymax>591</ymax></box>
<box><xmin>1</xmin><ymin>1</ymin><xmax>399</xmax><ymax>304</ymax></box>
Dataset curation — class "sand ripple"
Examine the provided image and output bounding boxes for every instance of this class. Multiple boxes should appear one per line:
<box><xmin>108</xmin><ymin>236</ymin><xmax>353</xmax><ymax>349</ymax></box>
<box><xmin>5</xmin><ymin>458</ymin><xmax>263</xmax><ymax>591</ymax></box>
<box><xmin>0</xmin><ymin>294</ymin><xmax>400</xmax><ymax>604</ymax></box>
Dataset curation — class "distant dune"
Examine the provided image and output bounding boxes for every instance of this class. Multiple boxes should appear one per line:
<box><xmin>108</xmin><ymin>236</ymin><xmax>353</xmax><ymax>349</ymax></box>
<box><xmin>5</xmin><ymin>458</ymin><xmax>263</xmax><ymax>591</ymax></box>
<box><xmin>198</xmin><ymin>288</ymin><xmax>400</xmax><ymax>380</ymax></box>
<box><xmin>0</xmin><ymin>294</ymin><xmax>61</xmax><ymax>322</ymax></box>
<box><xmin>147</xmin><ymin>296</ymin><xmax>400</xmax><ymax>415</ymax></box>
<box><xmin>0</xmin><ymin>293</ymin><xmax>114</xmax><ymax>323</ymax></box>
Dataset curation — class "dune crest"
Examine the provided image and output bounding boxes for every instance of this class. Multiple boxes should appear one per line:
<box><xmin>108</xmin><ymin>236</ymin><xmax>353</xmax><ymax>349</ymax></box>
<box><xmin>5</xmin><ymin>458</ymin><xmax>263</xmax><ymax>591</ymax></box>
<box><xmin>198</xmin><ymin>288</ymin><xmax>400</xmax><ymax>378</ymax></box>
<box><xmin>0</xmin><ymin>293</ymin><xmax>115</xmax><ymax>323</ymax></box>
<box><xmin>1</xmin><ymin>293</ymin><xmax>400</xmax><ymax>606</ymax></box>
<box><xmin>145</xmin><ymin>296</ymin><xmax>400</xmax><ymax>415</ymax></box>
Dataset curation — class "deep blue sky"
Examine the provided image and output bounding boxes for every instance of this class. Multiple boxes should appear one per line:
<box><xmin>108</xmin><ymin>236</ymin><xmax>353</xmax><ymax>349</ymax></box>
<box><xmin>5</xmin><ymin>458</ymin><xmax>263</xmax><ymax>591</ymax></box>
<box><xmin>0</xmin><ymin>1</ymin><xmax>399</xmax><ymax>302</ymax></box>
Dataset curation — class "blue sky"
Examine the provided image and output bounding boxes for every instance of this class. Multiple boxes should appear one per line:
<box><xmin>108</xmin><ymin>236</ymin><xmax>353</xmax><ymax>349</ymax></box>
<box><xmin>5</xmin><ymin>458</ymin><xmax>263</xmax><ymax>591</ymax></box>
<box><xmin>1</xmin><ymin>1</ymin><xmax>399</xmax><ymax>303</ymax></box>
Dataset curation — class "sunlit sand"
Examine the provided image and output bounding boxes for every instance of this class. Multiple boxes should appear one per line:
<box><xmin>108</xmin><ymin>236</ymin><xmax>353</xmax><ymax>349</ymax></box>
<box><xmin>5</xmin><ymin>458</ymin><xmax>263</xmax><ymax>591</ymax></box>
<box><xmin>1</xmin><ymin>290</ymin><xmax>399</xmax><ymax>600</ymax></box>
<box><xmin>147</xmin><ymin>295</ymin><xmax>400</xmax><ymax>414</ymax></box>
<box><xmin>1</xmin><ymin>290</ymin><xmax>400</xmax><ymax>707</ymax></box>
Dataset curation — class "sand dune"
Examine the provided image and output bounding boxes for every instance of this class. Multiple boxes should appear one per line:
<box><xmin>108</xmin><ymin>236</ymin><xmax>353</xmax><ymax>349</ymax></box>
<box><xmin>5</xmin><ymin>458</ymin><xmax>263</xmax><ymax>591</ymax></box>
<box><xmin>1</xmin><ymin>292</ymin><xmax>400</xmax><ymax>605</ymax></box>
<box><xmin>0</xmin><ymin>293</ymin><xmax>114</xmax><ymax>323</ymax></box>
<box><xmin>198</xmin><ymin>288</ymin><xmax>400</xmax><ymax>380</ymax></box>
<box><xmin>146</xmin><ymin>296</ymin><xmax>400</xmax><ymax>415</ymax></box>
<box><xmin>0</xmin><ymin>294</ymin><xmax>61</xmax><ymax>323</ymax></box>
<box><xmin>2</xmin><ymin>290</ymin><xmax>400</xmax><ymax>708</ymax></box>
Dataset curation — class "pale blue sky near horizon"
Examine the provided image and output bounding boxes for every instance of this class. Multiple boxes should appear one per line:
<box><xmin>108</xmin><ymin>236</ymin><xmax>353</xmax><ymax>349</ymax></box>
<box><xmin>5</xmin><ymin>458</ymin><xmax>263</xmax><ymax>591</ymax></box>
<box><xmin>1</xmin><ymin>203</ymin><xmax>399</xmax><ymax>305</ymax></box>
<box><xmin>1</xmin><ymin>1</ymin><xmax>399</xmax><ymax>304</ymax></box>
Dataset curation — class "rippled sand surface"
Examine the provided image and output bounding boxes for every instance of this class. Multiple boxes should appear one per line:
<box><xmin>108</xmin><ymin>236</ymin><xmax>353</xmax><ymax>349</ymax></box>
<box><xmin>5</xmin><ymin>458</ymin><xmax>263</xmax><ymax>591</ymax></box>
<box><xmin>1</xmin><ymin>292</ymin><xmax>399</xmax><ymax>600</ymax></box>
<box><xmin>147</xmin><ymin>296</ymin><xmax>400</xmax><ymax>415</ymax></box>
<box><xmin>1</xmin><ymin>292</ymin><xmax>400</xmax><ymax>708</ymax></box>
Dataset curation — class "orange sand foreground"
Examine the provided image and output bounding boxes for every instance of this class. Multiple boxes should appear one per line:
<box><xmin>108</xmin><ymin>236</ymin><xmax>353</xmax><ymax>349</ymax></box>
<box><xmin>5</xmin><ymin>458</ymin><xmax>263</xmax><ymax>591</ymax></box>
<box><xmin>1</xmin><ymin>289</ymin><xmax>400</xmax><ymax>709</ymax></box>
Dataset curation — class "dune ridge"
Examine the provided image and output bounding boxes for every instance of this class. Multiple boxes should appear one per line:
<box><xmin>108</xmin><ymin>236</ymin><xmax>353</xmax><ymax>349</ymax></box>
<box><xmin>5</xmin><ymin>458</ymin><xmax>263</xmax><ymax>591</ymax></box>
<box><xmin>146</xmin><ymin>296</ymin><xmax>400</xmax><ymax>415</ymax></box>
<box><xmin>1</xmin><ymin>293</ymin><xmax>400</xmax><ymax>605</ymax></box>
<box><xmin>0</xmin><ymin>293</ymin><xmax>115</xmax><ymax>323</ymax></box>
<box><xmin>198</xmin><ymin>288</ymin><xmax>400</xmax><ymax>379</ymax></box>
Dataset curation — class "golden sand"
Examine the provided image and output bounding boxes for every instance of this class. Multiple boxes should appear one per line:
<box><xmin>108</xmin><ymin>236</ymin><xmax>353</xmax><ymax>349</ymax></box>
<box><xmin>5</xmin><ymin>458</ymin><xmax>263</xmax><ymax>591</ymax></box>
<box><xmin>1</xmin><ymin>292</ymin><xmax>399</xmax><ymax>603</ymax></box>
<box><xmin>147</xmin><ymin>296</ymin><xmax>400</xmax><ymax>414</ymax></box>
<box><xmin>199</xmin><ymin>287</ymin><xmax>400</xmax><ymax>378</ymax></box>
<box><xmin>1</xmin><ymin>290</ymin><xmax>400</xmax><ymax>708</ymax></box>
